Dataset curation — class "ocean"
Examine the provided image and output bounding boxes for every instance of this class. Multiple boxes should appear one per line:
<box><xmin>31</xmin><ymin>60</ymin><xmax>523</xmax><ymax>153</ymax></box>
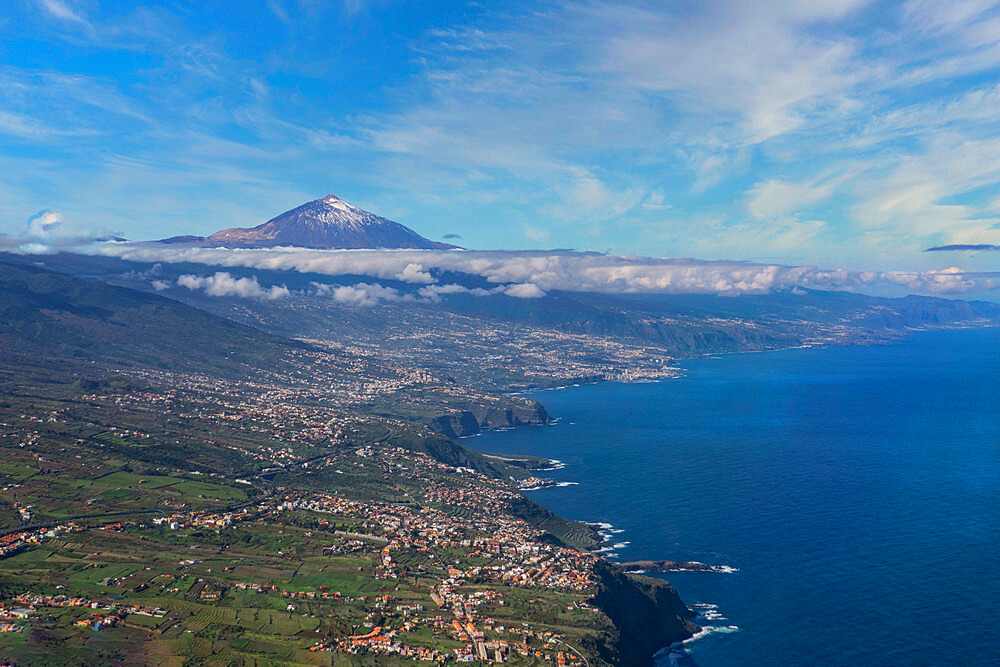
<box><xmin>472</xmin><ymin>328</ymin><xmax>1000</xmax><ymax>666</ymax></box>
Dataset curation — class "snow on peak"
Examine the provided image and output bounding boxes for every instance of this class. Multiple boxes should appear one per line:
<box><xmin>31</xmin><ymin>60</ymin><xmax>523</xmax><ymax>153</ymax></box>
<box><xmin>320</xmin><ymin>194</ymin><xmax>355</xmax><ymax>212</ymax></box>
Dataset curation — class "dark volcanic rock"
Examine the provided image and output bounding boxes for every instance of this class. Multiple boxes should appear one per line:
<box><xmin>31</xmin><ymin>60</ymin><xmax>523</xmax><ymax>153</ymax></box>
<box><xmin>469</xmin><ymin>400</ymin><xmax>551</xmax><ymax>430</ymax></box>
<box><xmin>585</xmin><ymin>560</ymin><xmax>699</xmax><ymax>665</ymax></box>
<box><xmin>427</xmin><ymin>411</ymin><xmax>482</xmax><ymax>439</ymax></box>
<box><xmin>620</xmin><ymin>559</ymin><xmax>737</xmax><ymax>573</ymax></box>
<box><xmin>427</xmin><ymin>399</ymin><xmax>551</xmax><ymax>438</ymax></box>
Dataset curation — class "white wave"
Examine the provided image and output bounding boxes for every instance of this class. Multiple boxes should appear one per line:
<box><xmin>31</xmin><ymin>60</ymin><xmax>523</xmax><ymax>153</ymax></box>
<box><xmin>654</xmin><ymin>622</ymin><xmax>741</xmax><ymax>667</ymax></box>
<box><xmin>686</xmin><ymin>625</ymin><xmax>740</xmax><ymax>642</ymax></box>
<box><xmin>698</xmin><ymin>610</ymin><xmax>727</xmax><ymax>621</ymax></box>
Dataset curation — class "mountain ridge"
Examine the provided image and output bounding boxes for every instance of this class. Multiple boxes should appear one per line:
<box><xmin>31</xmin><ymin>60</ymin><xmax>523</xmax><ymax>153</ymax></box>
<box><xmin>159</xmin><ymin>194</ymin><xmax>458</xmax><ymax>250</ymax></box>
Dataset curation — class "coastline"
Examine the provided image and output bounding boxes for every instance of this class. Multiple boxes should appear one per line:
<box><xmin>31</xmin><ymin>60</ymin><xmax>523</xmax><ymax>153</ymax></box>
<box><xmin>469</xmin><ymin>325</ymin><xmax>1000</xmax><ymax>664</ymax></box>
<box><xmin>475</xmin><ymin>326</ymin><xmax>1000</xmax><ymax>664</ymax></box>
<box><xmin>504</xmin><ymin>321</ymin><xmax>1000</xmax><ymax>397</ymax></box>
<box><xmin>469</xmin><ymin>382</ymin><xmax>742</xmax><ymax>664</ymax></box>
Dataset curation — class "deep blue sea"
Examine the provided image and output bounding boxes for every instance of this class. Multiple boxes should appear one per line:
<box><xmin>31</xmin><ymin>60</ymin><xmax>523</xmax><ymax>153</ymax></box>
<box><xmin>473</xmin><ymin>328</ymin><xmax>1000</xmax><ymax>666</ymax></box>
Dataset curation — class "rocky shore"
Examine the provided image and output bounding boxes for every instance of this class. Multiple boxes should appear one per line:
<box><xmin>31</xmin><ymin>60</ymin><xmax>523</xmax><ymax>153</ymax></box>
<box><xmin>427</xmin><ymin>397</ymin><xmax>551</xmax><ymax>438</ymax></box>
<box><xmin>620</xmin><ymin>559</ymin><xmax>738</xmax><ymax>574</ymax></box>
<box><xmin>584</xmin><ymin>560</ymin><xmax>699</xmax><ymax>665</ymax></box>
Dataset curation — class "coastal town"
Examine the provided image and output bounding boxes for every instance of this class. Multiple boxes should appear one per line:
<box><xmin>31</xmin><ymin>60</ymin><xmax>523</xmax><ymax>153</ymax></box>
<box><xmin>0</xmin><ymin>359</ymin><xmax>667</xmax><ymax>664</ymax></box>
<box><xmin>0</xmin><ymin>257</ymin><xmax>724</xmax><ymax>665</ymax></box>
<box><xmin>0</xmin><ymin>470</ymin><xmax>600</xmax><ymax>663</ymax></box>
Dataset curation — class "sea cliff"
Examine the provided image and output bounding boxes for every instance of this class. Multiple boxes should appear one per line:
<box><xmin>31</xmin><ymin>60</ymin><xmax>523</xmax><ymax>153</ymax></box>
<box><xmin>428</xmin><ymin>398</ymin><xmax>551</xmax><ymax>437</ymax></box>
<box><xmin>585</xmin><ymin>560</ymin><xmax>699</xmax><ymax>665</ymax></box>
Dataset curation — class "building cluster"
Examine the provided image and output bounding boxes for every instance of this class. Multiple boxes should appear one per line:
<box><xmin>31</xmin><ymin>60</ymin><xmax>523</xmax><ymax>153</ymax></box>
<box><xmin>5</xmin><ymin>593</ymin><xmax>166</xmax><ymax>632</ymax></box>
<box><xmin>0</xmin><ymin>522</ymin><xmax>82</xmax><ymax>559</ymax></box>
<box><xmin>0</xmin><ymin>351</ymin><xmax>616</xmax><ymax>663</ymax></box>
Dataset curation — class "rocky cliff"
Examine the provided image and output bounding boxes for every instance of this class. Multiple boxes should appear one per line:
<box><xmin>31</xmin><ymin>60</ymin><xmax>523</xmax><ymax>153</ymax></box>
<box><xmin>427</xmin><ymin>398</ymin><xmax>551</xmax><ymax>438</ymax></box>
<box><xmin>585</xmin><ymin>560</ymin><xmax>699</xmax><ymax>665</ymax></box>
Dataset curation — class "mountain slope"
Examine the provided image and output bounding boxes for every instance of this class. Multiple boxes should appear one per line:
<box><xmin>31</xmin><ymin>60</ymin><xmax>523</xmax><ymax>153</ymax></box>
<box><xmin>0</xmin><ymin>260</ymin><xmax>307</xmax><ymax>376</ymax></box>
<box><xmin>161</xmin><ymin>194</ymin><xmax>456</xmax><ymax>249</ymax></box>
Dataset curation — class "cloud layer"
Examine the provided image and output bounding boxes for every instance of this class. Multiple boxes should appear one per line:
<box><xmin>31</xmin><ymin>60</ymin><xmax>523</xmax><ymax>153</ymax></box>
<box><xmin>101</xmin><ymin>244</ymin><xmax>1000</xmax><ymax>297</ymax></box>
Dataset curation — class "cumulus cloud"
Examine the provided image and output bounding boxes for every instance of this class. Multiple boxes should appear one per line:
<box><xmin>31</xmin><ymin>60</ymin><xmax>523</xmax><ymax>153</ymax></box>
<box><xmin>27</xmin><ymin>210</ymin><xmax>63</xmax><ymax>236</ymax></box>
<box><xmin>177</xmin><ymin>272</ymin><xmax>289</xmax><ymax>299</ymax></box>
<box><xmin>416</xmin><ymin>283</ymin><xmax>508</xmax><ymax>302</ymax></box>
<box><xmin>312</xmin><ymin>281</ymin><xmax>408</xmax><ymax>306</ymax></box>
<box><xmin>310</xmin><ymin>279</ymin><xmax>546</xmax><ymax>307</ymax></box>
<box><xmin>503</xmin><ymin>282</ymin><xmax>546</xmax><ymax>298</ymax></box>
<box><xmin>418</xmin><ymin>283</ymin><xmax>497</xmax><ymax>298</ymax></box>
<box><xmin>120</xmin><ymin>263</ymin><xmax>162</xmax><ymax>280</ymax></box>
<box><xmin>2</xmin><ymin>209</ymin><xmax>124</xmax><ymax>254</ymax></box>
<box><xmin>395</xmin><ymin>262</ymin><xmax>434</xmax><ymax>283</ymax></box>
<box><xmin>12</xmin><ymin>242</ymin><xmax>52</xmax><ymax>255</ymax></box>
<box><xmin>418</xmin><ymin>283</ymin><xmax>474</xmax><ymax>297</ymax></box>
<box><xmin>873</xmin><ymin>267</ymin><xmax>997</xmax><ymax>294</ymax></box>
<box><xmin>97</xmin><ymin>244</ymin><xmax>1000</xmax><ymax>297</ymax></box>
<box><xmin>150</xmin><ymin>279</ymin><xmax>171</xmax><ymax>291</ymax></box>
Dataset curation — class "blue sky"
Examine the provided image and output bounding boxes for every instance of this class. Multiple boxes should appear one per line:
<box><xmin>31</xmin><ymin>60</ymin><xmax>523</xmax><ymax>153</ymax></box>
<box><xmin>3</xmin><ymin>0</ymin><xmax>1000</xmax><ymax>273</ymax></box>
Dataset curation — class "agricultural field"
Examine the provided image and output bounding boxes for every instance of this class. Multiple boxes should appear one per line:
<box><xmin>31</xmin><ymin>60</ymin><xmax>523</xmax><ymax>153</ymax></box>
<box><xmin>0</xmin><ymin>330</ymin><xmax>689</xmax><ymax>665</ymax></box>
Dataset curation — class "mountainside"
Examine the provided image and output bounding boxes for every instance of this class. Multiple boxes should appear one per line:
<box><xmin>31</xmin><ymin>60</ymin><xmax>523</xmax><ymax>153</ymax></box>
<box><xmin>161</xmin><ymin>194</ymin><xmax>456</xmax><ymax>249</ymax></box>
<box><xmin>0</xmin><ymin>260</ymin><xmax>306</xmax><ymax>377</ymax></box>
<box><xmin>10</xmin><ymin>252</ymin><xmax>1000</xmax><ymax>393</ymax></box>
<box><xmin>586</xmin><ymin>561</ymin><xmax>698</xmax><ymax>665</ymax></box>
<box><xmin>0</xmin><ymin>259</ymin><xmax>698</xmax><ymax>666</ymax></box>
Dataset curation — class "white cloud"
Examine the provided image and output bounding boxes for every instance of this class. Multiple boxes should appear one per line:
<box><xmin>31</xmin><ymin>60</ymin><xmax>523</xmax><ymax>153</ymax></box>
<box><xmin>875</xmin><ymin>266</ymin><xmax>997</xmax><ymax>294</ymax></box>
<box><xmin>98</xmin><ymin>244</ymin><xmax>1000</xmax><ymax>297</ymax></box>
<box><xmin>36</xmin><ymin>0</ymin><xmax>91</xmax><ymax>28</ymax></box>
<box><xmin>395</xmin><ymin>262</ymin><xmax>434</xmax><ymax>283</ymax></box>
<box><xmin>328</xmin><ymin>282</ymin><xmax>402</xmax><ymax>306</ymax></box>
<box><xmin>523</xmin><ymin>224</ymin><xmax>549</xmax><ymax>242</ymax></box>
<box><xmin>311</xmin><ymin>281</ymin><xmax>409</xmax><ymax>306</ymax></box>
<box><xmin>596</xmin><ymin>1</ymin><xmax>869</xmax><ymax>144</ymax></box>
<box><xmin>27</xmin><ymin>210</ymin><xmax>63</xmax><ymax>236</ymax></box>
<box><xmin>13</xmin><ymin>242</ymin><xmax>52</xmax><ymax>255</ymax></box>
<box><xmin>848</xmin><ymin>135</ymin><xmax>1000</xmax><ymax>245</ymax></box>
<box><xmin>10</xmin><ymin>0</ymin><xmax>1000</xmax><ymax>265</ymax></box>
<box><xmin>177</xmin><ymin>272</ymin><xmax>289</xmax><ymax>299</ymax></box>
<box><xmin>416</xmin><ymin>283</ymin><xmax>502</xmax><ymax>301</ymax></box>
<box><xmin>1</xmin><ymin>208</ymin><xmax>120</xmax><ymax>253</ymax></box>
<box><xmin>309</xmin><ymin>278</ymin><xmax>547</xmax><ymax>306</ymax></box>
<box><xmin>503</xmin><ymin>282</ymin><xmax>546</xmax><ymax>298</ymax></box>
<box><xmin>746</xmin><ymin>179</ymin><xmax>838</xmax><ymax>219</ymax></box>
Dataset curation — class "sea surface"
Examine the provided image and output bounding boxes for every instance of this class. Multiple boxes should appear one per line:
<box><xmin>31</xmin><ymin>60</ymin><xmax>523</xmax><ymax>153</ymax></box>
<box><xmin>472</xmin><ymin>328</ymin><xmax>1000</xmax><ymax>666</ymax></box>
